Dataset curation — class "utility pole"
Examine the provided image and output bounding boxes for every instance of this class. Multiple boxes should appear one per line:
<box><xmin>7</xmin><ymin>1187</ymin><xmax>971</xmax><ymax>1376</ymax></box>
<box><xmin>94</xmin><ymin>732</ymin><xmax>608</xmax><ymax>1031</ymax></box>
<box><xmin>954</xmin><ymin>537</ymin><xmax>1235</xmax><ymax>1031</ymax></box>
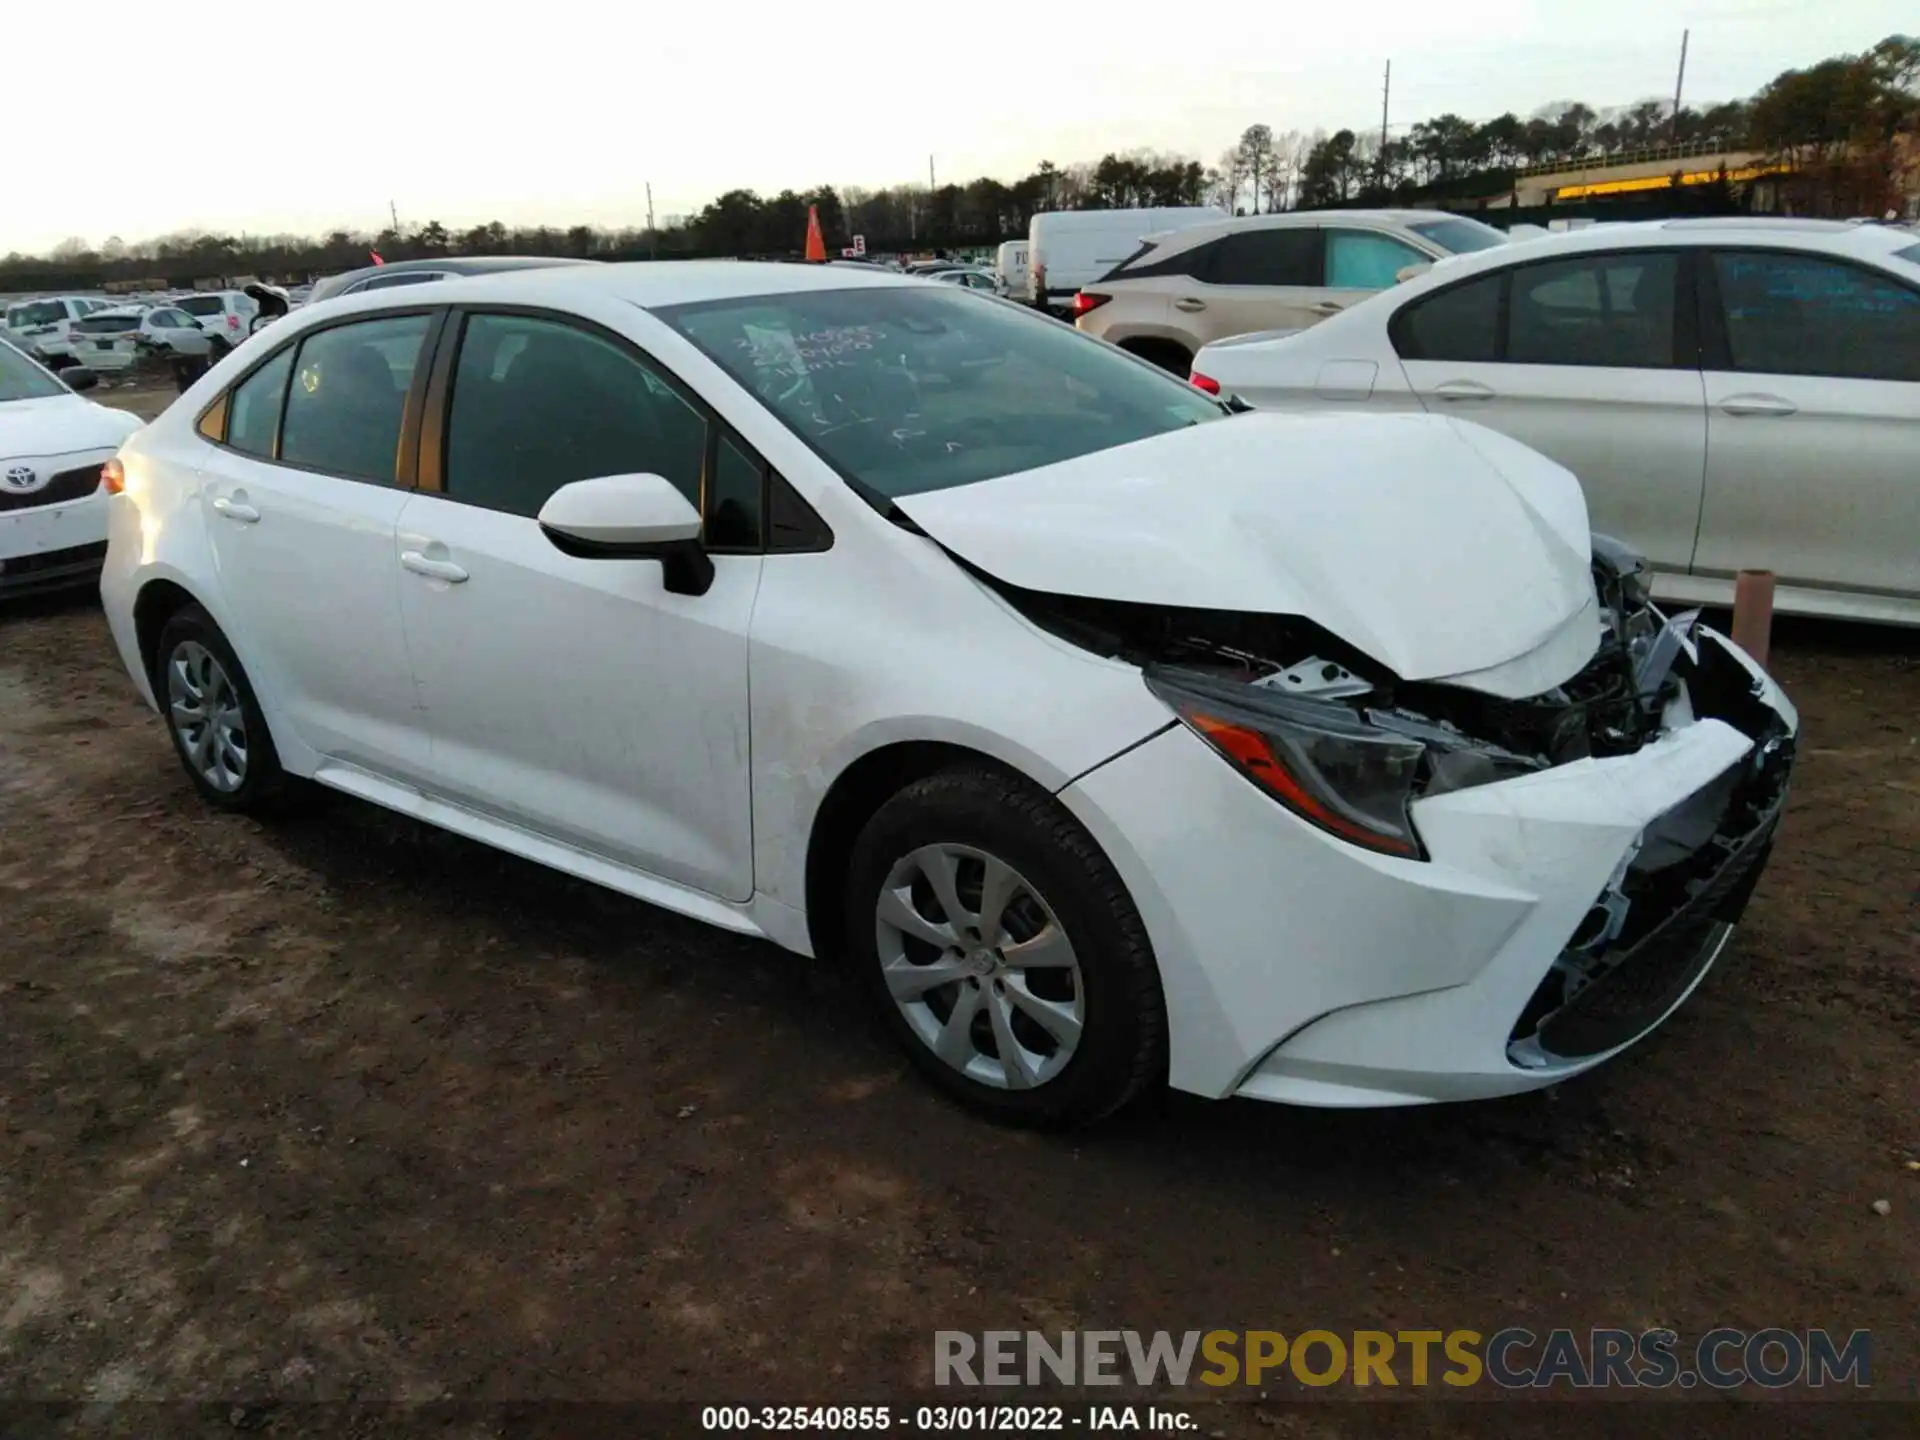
<box><xmin>646</xmin><ymin>182</ymin><xmax>657</xmax><ymax>259</ymax></box>
<box><xmin>388</xmin><ymin>199</ymin><xmax>400</xmax><ymax>234</ymax></box>
<box><xmin>1671</xmin><ymin>29</ymin><xmax>1689</xmax><ymax>143</ymax></box>
<box><xmin>929</xmin><ymin>154</ymin><xmax>936</xmax><ymax>191</ymax></box>
<box><xmin>1380</xmin><ymin>60</ymin><xmax>1391</xmax><ymax>157</ymax></box>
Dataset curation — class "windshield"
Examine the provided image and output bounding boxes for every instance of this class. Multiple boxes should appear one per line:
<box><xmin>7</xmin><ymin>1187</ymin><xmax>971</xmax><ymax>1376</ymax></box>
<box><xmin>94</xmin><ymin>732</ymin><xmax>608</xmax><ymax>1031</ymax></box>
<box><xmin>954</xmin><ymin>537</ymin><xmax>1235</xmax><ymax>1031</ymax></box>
<box><xmin>176</xmin><ymin>295</ymin><xmax>225</xmax><ymax>316</ymax></box>
<box><xmin>7</xmin><ymin>300</ymin><xmax>65</xmax><ymax>329</ymax></box>
<box><xmin>1408</xmin><ymin>217</ymin><xmax>1510</xmax><ymax>254</ymax></box>
<box><xmin>0</xmin><ymin>338</ymin><xmax>67</xmax><ymax>402</ymax></box>
<box><xmin>656</xmin><ymin>287</ymin><xmax>1224</xmax><ymax>499</ymax></box>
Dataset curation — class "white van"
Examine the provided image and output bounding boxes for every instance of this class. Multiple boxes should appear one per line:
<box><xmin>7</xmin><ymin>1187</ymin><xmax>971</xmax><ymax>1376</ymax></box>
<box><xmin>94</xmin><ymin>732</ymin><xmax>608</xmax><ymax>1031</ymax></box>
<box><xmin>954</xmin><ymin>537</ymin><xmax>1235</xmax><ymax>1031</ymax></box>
<box><xmin>1028</xmin><ymin>207</ymin><xmax>1226</xmax><ymax>314</ymax></box>
<box><xmin>995</xmin><ymin>240</ymin><xmax>1031</xmax><ymax>302</ymax></box>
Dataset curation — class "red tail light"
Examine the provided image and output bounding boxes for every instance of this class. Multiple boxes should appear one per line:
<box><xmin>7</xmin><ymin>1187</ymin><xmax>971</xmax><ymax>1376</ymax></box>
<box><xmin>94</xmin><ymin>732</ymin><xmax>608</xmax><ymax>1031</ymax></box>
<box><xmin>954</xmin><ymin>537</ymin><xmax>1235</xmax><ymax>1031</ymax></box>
<box><xmin>1071</xmin><ymin>291</ymin><xmax>1110</xmax><ymax>318</ymax></box>
<box><xmin>227</xmin><ymin>314</ymin><xmax>241</xmax><ymax>330</ymax></box>
<box><xmin>1190</xmin><ymin>371</ymin><xmax>1221</xmax><ymax>394</ymax></box>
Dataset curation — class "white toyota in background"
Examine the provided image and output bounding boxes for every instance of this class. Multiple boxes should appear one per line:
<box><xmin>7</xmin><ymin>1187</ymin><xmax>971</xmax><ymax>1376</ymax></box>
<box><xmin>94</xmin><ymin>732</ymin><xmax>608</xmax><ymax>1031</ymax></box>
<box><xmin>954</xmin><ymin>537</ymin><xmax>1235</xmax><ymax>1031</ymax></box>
<box><xmin>100</xmin><ymin>263</ymin><xmax>1795</xmax><ymax>1123</ymax></box>
<box><xmin>1</xmin><ymin>338</ymin><xmax>142</xmax><ymax>596</ymax></box>
<box><xmin>1193</xmin><ymin>218</ymin><xmax>1920</xmax><ymax>627</ymax></box>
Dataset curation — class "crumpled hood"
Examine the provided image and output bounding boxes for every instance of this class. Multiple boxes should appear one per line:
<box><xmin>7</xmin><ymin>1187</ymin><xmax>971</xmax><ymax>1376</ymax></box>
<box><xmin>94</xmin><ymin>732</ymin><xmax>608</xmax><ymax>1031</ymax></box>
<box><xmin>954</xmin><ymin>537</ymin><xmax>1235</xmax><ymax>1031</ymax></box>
<box><xmin>895</xmin><ymin>411</ymin><xmax>1601</xmax><ymax>696</ymax></box>
<box><xmin>0</xmin><ymin>394</ymin><xmax>142</xmax><ymax>461</ymax></box>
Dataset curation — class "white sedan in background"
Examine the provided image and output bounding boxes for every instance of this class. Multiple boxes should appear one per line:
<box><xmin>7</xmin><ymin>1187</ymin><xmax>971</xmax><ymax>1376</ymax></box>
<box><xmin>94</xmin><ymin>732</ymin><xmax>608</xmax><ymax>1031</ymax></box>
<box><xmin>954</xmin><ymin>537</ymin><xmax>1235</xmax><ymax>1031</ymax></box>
<box><xmin>67</xmin><ymin>305</ymin><xmax>215</xmax><ymax>370</ymax></box>
<box><xmin>1194</xmin><ymin>218</ymin><xmax>1920</xmax><ymax>626</ymax></box>
<box><xmin>101</xmin><ymin>262</ymin><xmax>1794</xmax><ymax>1124</ymax></box>
<box><xmin>1</xmin><ymin>339</ymin><xmax>142</xmax><ymax>595</ymax></box>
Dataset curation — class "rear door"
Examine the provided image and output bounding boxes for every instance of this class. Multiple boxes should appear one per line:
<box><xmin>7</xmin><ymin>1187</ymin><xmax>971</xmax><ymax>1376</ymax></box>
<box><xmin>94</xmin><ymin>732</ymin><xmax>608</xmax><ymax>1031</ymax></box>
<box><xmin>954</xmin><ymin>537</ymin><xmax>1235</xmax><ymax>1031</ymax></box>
<box><xmin>1694</xmin><ymin>247</ymin><xmax>1920</xmax><ymax>600</ymax></box>
<box><xmin>1392</xmin><ymin>248</ymin><xmax>1708</xmax><ymax>577</ymax></box>
<box><xmin>1181</xmin><ymin>228</ymin><xmax>1325</xmax><ymax>344</ymax></box>
<box><xmin>195</xmin><ymin>309</ymin><xmax>440</xmax><ymax>780</ymax></box>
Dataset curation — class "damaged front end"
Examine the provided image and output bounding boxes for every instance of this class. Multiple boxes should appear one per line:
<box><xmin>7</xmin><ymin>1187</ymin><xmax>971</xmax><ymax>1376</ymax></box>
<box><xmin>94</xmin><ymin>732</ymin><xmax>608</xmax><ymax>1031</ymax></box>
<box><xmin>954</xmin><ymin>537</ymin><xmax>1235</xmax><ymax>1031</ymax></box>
<box><xmin>994</xmin><ymin>535</ymin><xmax>1796</xmax><ymax>1061</ymax></box>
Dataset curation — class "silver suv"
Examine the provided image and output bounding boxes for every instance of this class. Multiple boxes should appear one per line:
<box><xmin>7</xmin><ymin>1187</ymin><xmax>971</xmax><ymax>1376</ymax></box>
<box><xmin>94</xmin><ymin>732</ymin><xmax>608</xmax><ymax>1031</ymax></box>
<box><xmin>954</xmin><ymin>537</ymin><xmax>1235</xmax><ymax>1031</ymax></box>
<box><xmin>1075</xmin><ymin>210</ymin><xmax>1509</xmax><ymax>373</ymax></box>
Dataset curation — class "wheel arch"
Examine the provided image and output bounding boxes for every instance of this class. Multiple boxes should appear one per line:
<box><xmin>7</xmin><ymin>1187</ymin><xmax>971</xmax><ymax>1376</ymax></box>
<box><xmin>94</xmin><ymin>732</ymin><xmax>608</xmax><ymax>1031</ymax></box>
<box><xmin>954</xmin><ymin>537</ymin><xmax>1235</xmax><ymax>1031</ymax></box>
<box><xmin>1117</xmin><ymin>335</ymin><xmax>1195</xmax><ymax>375</ymax></box>
<box><xmin>803</xmin><ymin>739</ymin><xmax>1043</xmax><ymax>964</ymax></box>
<box><xmin>133</xmin><ymin>576</ymin><xmax>203</xmax><ymax>688</ymax></box>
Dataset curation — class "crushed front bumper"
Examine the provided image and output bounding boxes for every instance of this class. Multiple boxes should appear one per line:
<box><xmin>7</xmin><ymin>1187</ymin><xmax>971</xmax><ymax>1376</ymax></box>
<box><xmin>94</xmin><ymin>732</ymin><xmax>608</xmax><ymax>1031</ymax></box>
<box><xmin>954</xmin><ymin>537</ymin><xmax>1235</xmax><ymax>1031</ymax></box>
<box><xmin>1059</xmin><ymin>626</ymin><xmax>1797</xmax><ymax>1106</ymax></box>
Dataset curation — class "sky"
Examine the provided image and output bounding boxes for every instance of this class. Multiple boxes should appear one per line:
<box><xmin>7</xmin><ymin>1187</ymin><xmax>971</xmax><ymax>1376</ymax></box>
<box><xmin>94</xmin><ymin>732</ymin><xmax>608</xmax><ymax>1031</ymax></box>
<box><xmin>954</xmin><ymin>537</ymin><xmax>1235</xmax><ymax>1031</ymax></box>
<box><xmin>9</xmin><ymin>0</ymin><xmax>1911</xmax><ymax>255</ymax></box>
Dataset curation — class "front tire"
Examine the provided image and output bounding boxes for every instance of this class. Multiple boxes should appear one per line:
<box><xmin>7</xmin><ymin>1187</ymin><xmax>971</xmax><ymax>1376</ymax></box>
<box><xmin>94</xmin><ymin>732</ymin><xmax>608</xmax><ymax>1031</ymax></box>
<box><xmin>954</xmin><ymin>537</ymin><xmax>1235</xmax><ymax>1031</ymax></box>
<box><xmin>153</xmin><ymin>605</ymin><xmax>292</xmax><ymax>813</ymax></box>
<box><xmin>845</xmin><ymin>766</ymin><xmax>1166</xmax><ymax>1126</ymax></box>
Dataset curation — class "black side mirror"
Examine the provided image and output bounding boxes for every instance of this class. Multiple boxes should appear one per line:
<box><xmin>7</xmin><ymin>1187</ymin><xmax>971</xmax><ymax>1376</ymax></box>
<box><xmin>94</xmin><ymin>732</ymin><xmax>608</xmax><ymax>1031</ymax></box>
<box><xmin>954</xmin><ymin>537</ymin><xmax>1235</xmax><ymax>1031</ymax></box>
<box><xmin>64</xmin><ymin>367</ymin><xmax>99</xmax><ymax>392</ymax></box>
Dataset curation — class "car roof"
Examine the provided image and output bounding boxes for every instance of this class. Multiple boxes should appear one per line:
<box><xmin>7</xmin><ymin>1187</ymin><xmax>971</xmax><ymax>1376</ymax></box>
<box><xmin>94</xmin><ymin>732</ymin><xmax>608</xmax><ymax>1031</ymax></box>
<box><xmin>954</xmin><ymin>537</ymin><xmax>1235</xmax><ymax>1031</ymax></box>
<box><xmin>315</xmin><ymin>259</ymin><xmax>934</xmax><ymax>314</ymax></box>
<box><xmin>309</xmin><ymin>255</ymin><xmax>594</xmax><ymax>302</ymax></box>
<box><xmin>1371</xmin><ymin>215</ymin><xmax>1920</xmax><ymax>289</ymax></box>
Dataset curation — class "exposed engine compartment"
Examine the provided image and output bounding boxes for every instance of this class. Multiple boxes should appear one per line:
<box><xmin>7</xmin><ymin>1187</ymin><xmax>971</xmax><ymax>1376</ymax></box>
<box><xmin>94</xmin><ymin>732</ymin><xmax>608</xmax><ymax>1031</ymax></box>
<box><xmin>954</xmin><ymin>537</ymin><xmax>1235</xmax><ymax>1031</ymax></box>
<box><xmin>986</xmin><ymin>534</ymin><xmax>1679</xmax><ymax>783</ymax></box>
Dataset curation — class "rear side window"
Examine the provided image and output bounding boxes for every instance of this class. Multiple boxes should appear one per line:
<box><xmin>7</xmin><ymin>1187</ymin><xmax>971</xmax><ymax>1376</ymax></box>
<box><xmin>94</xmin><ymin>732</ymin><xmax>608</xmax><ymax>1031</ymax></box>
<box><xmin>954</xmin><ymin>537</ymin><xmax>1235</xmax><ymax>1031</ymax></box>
<box><xmin>1710</xmin><ymin>251</ymin><xmax>1920</xmax><ymax>382</ymax></box>
<box><xmin>1895</xmin><ymin>241</ymin><xmax>1920</xmax><ymax>267</ymax></box>
<box><xmin>1394</xmin><ymin>252</ymin><xmax>1679</xmax><ymax>369</ymax></box>
<box><xmin>1509</xmin><ymin>253</ymin><xmax>1677</xmax><ymax>368</ymax></box>
<box><xmin>226</xmin><ymin>348</ymin><xmax>293</xmax><ymax>458</ymax></box>
<box><xmin>1205</xmin><ymin>229</ymin><xmax>1320</xmax><ymax>287</ymax></box>
<box><xmin>1325</xmin><ymin>231</ymin><xmax>1430</xmax><ymax>289</ymax></box>
<box><xmin>278</xmin><ymin>314</ymin><xmax>431</xmax><ymax>481</ymax></box>
<box><xmin>443</xmin><ymin>313</ymin><xmax>708</xmax><ymax>519</ymax></box>
<box><xmin>1393</xmin><ymin>272</ymin><xmax>1503</xmax><ymax>362</ymax></box>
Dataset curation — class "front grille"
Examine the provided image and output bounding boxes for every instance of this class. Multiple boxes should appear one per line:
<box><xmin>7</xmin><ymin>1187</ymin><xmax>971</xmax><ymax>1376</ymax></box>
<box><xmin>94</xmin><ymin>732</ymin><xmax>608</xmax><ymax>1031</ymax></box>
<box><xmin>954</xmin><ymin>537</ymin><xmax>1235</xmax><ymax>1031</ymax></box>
<box><xmin>0</xmin><ymin>540</ymin><xmax>109</xmax><ymax>587</ymax></box>
<box><xmin>0</xmin><ymin>464</ymin><xmax>103</xmax><ymax>513</ymax></box>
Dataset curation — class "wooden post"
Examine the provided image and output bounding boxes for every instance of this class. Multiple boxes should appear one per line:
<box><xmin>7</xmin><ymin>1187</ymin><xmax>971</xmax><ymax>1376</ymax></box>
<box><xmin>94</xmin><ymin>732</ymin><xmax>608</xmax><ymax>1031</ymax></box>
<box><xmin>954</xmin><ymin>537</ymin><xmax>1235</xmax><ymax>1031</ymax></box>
<box><xmin>1731</xmin><ymin>569</ymin><xmax>1775</xmax><ymax>669</ymax></box>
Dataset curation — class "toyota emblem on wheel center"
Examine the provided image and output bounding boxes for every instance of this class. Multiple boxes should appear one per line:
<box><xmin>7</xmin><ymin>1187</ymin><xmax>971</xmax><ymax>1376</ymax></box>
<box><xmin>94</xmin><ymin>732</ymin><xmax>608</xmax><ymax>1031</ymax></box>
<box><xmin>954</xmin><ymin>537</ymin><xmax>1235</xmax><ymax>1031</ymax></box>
<box><xmin>3</xmin><ymin>465</ymin><xmax>42</xmax><ymax>493</ymax></box>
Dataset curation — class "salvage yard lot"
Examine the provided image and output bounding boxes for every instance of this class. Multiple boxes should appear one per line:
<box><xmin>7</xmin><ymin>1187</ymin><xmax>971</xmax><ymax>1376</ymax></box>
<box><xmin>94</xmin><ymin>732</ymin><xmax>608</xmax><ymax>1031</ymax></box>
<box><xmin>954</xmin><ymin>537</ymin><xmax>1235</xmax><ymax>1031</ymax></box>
<box><xmin>0</xmin><ymin>465</ymin><xmax>1916</xmax><ymax>1428</ymax></box>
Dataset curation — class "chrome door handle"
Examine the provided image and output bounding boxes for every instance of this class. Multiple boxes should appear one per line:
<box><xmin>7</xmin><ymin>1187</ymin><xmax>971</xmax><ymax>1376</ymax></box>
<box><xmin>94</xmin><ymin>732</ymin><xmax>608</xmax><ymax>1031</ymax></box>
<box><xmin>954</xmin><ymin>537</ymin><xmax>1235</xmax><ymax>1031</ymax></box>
<box><xmin>1432</xmin><ymin>379</ymin><xmax>1495</xmax><ymax>402</ymax></box>
<box><xmin>400</xmin><ymin>550</ymin><xmax>468</xmax><ymax>583</ymax></box>
<box><xmin>1718</xmin><ymin>394</ymin><xmax>1797</xmax><ymax>418</ymax></box>
<box><xmin>1173</xmin><ymin>298</ymin><xmax>1207</xmax><ymax>312</ymax></box>
<box><xmin>212</xmin><ymin>496</ymin><xmax>259</xmax><ymax>523</ymax></box>
<box><xmin>1310</xmin><ymin>301</ymin><xmax>1346</xmax><ymax>316</ymax></box>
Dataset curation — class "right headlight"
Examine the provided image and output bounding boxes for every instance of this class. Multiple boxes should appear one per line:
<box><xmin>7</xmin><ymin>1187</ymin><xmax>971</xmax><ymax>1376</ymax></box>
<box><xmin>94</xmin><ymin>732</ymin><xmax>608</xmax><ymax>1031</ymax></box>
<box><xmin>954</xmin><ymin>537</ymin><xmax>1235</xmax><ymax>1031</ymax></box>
<box><xmin>1146</xmin><ymin>667</ymin><xmax>1546</xmax><ymax>861</ymax></box>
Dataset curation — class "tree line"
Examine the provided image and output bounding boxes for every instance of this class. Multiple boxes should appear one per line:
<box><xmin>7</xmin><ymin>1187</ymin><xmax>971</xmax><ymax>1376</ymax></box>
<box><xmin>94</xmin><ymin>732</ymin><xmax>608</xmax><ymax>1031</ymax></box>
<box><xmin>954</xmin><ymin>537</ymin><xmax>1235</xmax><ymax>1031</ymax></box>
<box><xmin>5</xmin><ymin>33</ymin><xmax>1911</xmax><ymax>292</ymax></box>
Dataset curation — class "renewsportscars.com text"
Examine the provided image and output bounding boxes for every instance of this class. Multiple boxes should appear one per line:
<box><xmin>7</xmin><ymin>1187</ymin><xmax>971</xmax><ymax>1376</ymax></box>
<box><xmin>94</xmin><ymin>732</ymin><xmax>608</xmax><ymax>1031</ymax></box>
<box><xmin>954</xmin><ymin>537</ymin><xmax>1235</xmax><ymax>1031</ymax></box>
<box><xmin>933</xmin><ymin>1327</ymin><xmax>1871</xmax><ymax>1390</ymax></box>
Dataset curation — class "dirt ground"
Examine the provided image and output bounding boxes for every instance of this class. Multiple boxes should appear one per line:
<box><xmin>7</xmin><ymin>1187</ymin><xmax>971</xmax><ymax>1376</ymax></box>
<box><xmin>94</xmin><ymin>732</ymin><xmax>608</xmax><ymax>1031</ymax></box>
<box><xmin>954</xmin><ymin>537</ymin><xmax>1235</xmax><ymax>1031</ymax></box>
<box><xmin>0</xmin><ymin>408</ymin><xmax>1915</xmax><ymax>1434</ymax></box>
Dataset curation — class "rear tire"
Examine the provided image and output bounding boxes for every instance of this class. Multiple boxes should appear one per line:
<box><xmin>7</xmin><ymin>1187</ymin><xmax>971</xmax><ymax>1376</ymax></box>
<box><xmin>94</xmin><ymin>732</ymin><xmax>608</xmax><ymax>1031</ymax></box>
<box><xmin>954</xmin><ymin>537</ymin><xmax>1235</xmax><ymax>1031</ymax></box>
<box><xmin>152</xmin><ymin>605</ymin><xmax>294</xmax><ymax>814</ymax></box>
<box><xmin>844</xmin><ymin>765</ymin><xmax>1166</xmax><ymax>1127</ymax></box>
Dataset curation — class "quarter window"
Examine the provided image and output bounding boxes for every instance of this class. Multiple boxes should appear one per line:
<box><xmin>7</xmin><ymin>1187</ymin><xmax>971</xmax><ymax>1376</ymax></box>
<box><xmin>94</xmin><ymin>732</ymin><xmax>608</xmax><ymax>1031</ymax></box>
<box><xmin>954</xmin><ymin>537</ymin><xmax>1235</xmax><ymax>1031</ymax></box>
<box><xmin>1393</xmin><ymin>272</ymin><xmax>1503</xmax><ymax>362</ymax></box>
<box><xmin>277</xmin><ymin>314</ymin><xmax>431</xmax><ymax>481</ymax></box>
<box><xmin>1205</xmin><ymin>229</ymin><xmax>1320</xmax><ymax>287</ymax></box>
<box><xmin>1325</xmin><ymin>231</ymin><xmax>1428</xmax><ymax>289</ymax></box>
<box><xmin>225</xmin><ymin>347</ymin><xmax>294</xmax><ymax>458</ymax></box>
<box><xmin>1508</xmin><ymin>253</ymin><xmax>1677</xmax><ymax>368</ymax></box>
<box><xmin>443</xmin><ymin>313</ymin><xmax>708</xmax><ymax>520</ymax></box>
<box><xmin>1711</xmin><ymin>251</ymin><xmax>1920</xmax><ymax>382</ymax></box>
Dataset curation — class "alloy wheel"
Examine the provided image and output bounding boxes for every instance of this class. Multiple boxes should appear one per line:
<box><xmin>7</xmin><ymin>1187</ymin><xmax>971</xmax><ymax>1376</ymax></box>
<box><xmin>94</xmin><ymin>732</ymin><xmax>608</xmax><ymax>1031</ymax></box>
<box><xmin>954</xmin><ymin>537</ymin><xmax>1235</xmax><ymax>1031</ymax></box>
<box><xmin>874</xmin><ymin>843</ymin><xmax>1085</xmax><ymax>1090</ymax></box>
<box><xmin>166</xmin><ymin>640</ymin><xmax>248</xmax><ymax>792</ymax></box>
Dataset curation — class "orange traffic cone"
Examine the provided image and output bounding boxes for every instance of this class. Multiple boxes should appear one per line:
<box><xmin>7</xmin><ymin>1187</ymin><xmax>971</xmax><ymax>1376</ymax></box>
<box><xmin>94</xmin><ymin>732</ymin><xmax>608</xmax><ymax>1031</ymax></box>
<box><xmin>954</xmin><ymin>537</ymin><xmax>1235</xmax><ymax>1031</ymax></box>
<box><xmin>804</xmin><ymin>205</ymin><xmax>827</xmax><ymax>262</ymax></box>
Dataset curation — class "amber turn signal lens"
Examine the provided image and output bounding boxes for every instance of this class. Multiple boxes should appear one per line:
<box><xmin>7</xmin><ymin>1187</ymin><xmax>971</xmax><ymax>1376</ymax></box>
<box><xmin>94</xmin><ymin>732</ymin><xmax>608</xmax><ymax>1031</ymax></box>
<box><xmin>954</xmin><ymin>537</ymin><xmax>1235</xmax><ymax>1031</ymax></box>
<box><xmin>101</xmin><ymin>458</ymin><xmax>124</xmax><ymax>495</ymax></box>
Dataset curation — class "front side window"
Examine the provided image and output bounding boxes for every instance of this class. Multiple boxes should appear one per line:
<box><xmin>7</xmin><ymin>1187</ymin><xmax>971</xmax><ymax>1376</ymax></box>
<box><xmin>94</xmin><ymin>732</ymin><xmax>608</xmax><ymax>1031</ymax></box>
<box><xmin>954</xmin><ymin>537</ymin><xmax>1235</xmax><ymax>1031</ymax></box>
<box><xmin>1711</xmin><ymin>251</ymin><xmax>1920</xmax><ymax>382</ymax></box>
<box><xmin>443</xmin><ymin>313</ymin><xmax>708</xmax><ymax>518</ymax></box>
<box><xmin>1392</xmin><ymin>272</ymin><xmax>1503</xmax><ymax>362</ymax></box>
<box><xmin>657</xmin><ymin>285</ymin><xmax>1224</xmax><ymax>500</ymax></box>
<box><xmin>1326</xmin><ymin>231</ymin><xmax>1429</xmax><ymax>289</ymax></box>
<box><xmin>1205</xmin><ymin>229</ymin><xmax>1320</xmax><ymax>288</ymax></box>
<box><xmin>0</xmin><ymin>339</ymin><xmax>65</xmax><ymax>402</ymax></box>
<box><xmin>1508</xmin><ymin>252</ymin><xmax>1677</xmax><ymax>368</ymax></box>
<box><xmin>278</xmin><ymin>314</ymin><xmax>431</xmax><ymax>481</ymax></box>
<box><xmin>226</xmin><ymin>347</ymin><xmax>294</xmax><ymax>458</ymax></box>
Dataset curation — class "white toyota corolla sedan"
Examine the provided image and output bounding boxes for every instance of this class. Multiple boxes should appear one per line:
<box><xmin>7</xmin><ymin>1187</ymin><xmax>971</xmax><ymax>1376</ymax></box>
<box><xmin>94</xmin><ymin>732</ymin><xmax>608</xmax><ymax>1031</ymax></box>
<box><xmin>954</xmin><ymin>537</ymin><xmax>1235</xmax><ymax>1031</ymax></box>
<box><xmin>2</xmin><ymin>337</ymin><xmax>143</xmax><ymax>596</ymax></box>
<box><xmin>99</xmin><ymin>262</ymin><xmax>1797</xmax><ymax>1124</ymax></box>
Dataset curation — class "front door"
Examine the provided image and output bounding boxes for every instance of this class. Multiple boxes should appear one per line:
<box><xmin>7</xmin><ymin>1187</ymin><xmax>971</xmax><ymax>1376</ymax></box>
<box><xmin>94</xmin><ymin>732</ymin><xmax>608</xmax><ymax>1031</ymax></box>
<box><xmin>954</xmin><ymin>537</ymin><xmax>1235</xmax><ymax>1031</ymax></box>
<box><xmin>1694</xmin><ymin>247</ymin><xmax>1920</xmax><ymax>599</ymax></box>
<box><xmin>395</xmin><ymin>309</ymin><xmax>761</xmax><ymax>900</ymax></box>
<box><xmin>196</xmin><ymin>311</ymin><xmax>437</xmax><ymax>779</ymax></box>
<box><xmin>1394</xmin><ymin>248</ymin><xmax>1708</xmax><ymax>577</ymax></box>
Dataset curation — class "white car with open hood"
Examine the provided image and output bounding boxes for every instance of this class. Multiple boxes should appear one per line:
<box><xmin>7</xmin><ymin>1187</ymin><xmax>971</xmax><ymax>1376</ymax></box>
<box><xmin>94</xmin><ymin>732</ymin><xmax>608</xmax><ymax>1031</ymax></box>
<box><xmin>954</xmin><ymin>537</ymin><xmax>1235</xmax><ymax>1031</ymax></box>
<box><xmin>99</xmin><ymin>262</ymin><xmax>1797</xmax><ymax>1124</ymax></box>
<box><xmin>2</xmin><ymin>338</ymin><xmax>143</xmax><ymax>597</ymax></box>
